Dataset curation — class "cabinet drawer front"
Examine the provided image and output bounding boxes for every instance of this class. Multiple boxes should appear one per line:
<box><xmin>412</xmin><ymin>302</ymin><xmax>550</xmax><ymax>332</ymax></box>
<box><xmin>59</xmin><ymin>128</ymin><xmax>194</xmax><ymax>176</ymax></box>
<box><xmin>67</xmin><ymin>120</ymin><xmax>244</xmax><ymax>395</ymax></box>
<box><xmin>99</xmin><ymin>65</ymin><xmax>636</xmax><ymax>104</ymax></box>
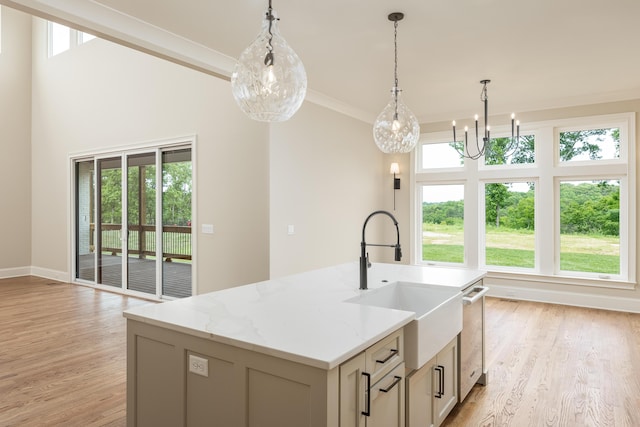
<box><xmin>366</xmin><ymin>329</ymin><xmax>403</xmax><ymax>382</ymax></box>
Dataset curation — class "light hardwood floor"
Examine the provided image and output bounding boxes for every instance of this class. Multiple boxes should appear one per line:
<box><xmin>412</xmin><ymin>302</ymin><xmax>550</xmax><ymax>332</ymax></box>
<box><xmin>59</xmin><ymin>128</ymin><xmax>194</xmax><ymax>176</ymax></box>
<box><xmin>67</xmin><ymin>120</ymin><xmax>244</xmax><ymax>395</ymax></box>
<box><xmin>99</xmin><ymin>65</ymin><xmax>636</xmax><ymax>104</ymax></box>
<box><xmin>0</xmin><ymin>276</ymin><xmax>149</xmax><ymax>427</ymax></box>
<box><xmin>1</xmin><ymin>278</ymin><xmax>639</xmax><ymax>426</ymax></box>
<box><xmin>444</xmin><ymin>297</ymin><xmax>640</xmax><ymax>427</ymax></box>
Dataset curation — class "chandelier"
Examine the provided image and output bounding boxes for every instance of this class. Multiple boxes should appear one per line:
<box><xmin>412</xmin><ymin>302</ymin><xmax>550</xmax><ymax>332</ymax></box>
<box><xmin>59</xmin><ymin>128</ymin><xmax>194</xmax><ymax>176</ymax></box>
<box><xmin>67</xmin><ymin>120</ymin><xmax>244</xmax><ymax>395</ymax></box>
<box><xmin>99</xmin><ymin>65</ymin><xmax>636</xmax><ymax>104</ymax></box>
<box><xmin>452</xmin><ymin>80</ymin><xmax>521</xmax><ymax>160</ymax></box>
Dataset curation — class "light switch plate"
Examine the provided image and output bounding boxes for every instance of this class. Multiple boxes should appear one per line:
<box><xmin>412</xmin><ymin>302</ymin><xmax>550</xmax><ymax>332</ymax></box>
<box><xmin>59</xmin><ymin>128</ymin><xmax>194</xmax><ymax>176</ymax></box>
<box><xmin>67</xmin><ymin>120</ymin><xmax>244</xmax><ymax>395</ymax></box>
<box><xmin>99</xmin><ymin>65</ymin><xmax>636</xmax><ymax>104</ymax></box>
<box><xmin>287</xmin><ymin>225</ymin><xmax>295</xmax><ymax>235</ymax></box>
<box><xmin>202</xmin><ymin>224</ymin><xmax>214</xmax><ymax>234</ymax></box>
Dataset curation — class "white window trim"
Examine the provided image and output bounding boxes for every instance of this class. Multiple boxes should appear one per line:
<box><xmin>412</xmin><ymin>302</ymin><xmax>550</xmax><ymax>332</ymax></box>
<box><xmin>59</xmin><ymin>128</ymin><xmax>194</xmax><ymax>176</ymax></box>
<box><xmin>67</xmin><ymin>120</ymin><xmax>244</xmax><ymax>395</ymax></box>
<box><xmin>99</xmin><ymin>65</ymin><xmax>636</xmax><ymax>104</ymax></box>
<box><xmin>412</xmin><ymin>112</ymin><xmax>636</xmax><ymax>290</ymax></box>
<box><xmin>47</xmin><ymin>20</ymin><xmax>96</xmax><ymax>58</ymax></box>
<box><xmin>479</xmin><ymin>178</ymin><xmax>539</xmax><ymax>273</ymax></box>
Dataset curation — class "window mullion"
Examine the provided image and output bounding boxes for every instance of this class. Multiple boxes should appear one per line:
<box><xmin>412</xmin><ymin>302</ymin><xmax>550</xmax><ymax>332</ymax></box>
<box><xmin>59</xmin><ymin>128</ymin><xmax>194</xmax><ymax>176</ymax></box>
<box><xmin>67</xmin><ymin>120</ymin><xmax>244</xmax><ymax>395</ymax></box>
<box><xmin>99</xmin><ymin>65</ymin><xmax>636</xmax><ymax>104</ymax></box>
<box><xmin>534</xmin><ymin>126</ymin><xmax>555</xmax><ymax>275</ymax></box>
<box><xmin>465</xmin><ymin>162</ymin><xmax>479</xmax><ymax>269</ymax></box>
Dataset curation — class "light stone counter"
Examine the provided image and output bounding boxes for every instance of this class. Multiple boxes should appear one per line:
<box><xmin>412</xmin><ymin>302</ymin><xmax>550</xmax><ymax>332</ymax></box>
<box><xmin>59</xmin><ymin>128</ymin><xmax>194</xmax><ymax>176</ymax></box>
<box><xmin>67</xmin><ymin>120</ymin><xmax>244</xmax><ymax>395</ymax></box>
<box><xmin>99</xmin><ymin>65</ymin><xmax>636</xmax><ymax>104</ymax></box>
<box><xmin>123</xmin><ymin>262</ymin><xmax>486</xmax><ymax>370</ymax></box>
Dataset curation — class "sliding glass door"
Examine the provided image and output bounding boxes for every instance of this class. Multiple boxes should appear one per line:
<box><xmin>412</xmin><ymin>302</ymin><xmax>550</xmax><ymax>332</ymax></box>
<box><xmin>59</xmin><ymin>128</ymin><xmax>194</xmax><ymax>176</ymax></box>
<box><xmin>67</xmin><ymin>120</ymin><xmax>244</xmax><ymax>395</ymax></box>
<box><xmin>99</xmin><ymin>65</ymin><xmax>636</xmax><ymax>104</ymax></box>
<box><xmin>97</xmin><ymin>156</ymin><xmax>123</xmax><ymax>288</ymax></box>
<box><xmin>75</xmin><ymin>160</ymin><xmax>95</xmax><ymax>282</ymax></box>
<box><xmin>161</xmin><ymin>148</ymin><xmax>192</xmax><ymax>298</ymax></box>
<box><xmin>73</xmin><ymin>145</ymin><xmax>192</xmax><ymax>298</ymax></box>
<box><xmin>126</xmin><ymin>152</ymin><xmax>157</xmax><ymax>294</ymax></box>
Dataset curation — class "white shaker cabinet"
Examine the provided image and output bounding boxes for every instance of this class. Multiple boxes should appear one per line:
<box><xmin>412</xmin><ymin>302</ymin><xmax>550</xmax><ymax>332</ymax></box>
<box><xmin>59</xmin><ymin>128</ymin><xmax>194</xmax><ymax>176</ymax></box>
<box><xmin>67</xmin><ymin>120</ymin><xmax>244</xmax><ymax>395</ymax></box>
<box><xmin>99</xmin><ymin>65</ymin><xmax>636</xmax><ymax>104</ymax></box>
<box><xmin>339</xmin><ymin>352</ymin><xmax>367</xmax><ymax>427</ymax></box>
<box><xmin>128</xmin><ymin>319</ymin><xmax>405</xmax><ymax>427</ymax></box>
<box><xmin>433</xmin><ymin>337</ymin><xmax>458</xmax><ymax>426</ymax></box>
<box><xmin>339</xmin><ymin>329</ymin><xmax>405</xmax><ymax>427</ymax></box>
<box><xmin>406</xmin><ymin>354</ymin><xmax>435</xmax><ymax>427</ymax></box>
<box><xmin>406</xmin><ymin>337</ymin><xmax>458</xmax><ymax>427</ymax></box>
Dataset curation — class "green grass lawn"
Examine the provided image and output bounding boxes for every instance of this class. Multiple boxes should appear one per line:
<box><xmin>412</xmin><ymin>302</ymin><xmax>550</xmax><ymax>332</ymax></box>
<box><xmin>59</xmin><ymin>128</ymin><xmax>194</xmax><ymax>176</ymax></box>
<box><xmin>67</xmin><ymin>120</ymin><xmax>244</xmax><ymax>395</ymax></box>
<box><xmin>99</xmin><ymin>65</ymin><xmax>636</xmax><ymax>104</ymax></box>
<box><xmin>423</xmin><ymin>244</ymin><xmax>464</xmax><ymax>263</ymax></box>
<box><xmin>486</xmin><ymin>247</ymin><xmax>534</xmax><ymax>268</ymax></box>
<box><xmin>560</xmin><ymin>253</ymin><xmax>619</xmax><ymax>274</ymax></box>
<box><xmin>422</xmin><ymin>223</ymin><xmax>619</xmax><ymax>273</ymax></box>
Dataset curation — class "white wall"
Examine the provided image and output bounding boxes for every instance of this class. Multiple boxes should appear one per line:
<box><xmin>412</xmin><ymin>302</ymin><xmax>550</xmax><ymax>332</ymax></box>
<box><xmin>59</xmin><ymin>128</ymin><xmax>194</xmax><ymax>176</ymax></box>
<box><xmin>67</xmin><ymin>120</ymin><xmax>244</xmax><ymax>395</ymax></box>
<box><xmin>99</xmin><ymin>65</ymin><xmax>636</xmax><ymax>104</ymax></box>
<box><xmin>28</xmin><ymin>16</ymin><xmax>396</xmax><ymax>291</ymax></box>
<box><xmin>269</xmin><ymin>101</ymin><xmax>388</xmax><ymax>278</ymax></box>
<box><xmin>30</xmin><ymin>17</ymin><xmax>269</xmax><ymax>293</ymax></box>
<box><xmin>0</xmin><ymin>7</ymin><xmax>31</xmax><ymax>276</ymax></box>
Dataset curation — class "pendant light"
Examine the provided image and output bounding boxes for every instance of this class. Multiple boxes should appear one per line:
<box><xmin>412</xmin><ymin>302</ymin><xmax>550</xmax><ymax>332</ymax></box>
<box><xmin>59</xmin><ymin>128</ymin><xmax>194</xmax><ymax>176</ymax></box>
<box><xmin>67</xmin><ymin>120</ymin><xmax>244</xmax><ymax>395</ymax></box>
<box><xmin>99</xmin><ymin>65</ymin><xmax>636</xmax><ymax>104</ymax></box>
<box><xmin>373</xmin><ymin>12</ymin><xmax>420</xmax><ymax>154</ymax></box>
<box><xmin>231</xmin><ymin>0</ymin><xmax>307</xmax><ymax>122</ymax></box>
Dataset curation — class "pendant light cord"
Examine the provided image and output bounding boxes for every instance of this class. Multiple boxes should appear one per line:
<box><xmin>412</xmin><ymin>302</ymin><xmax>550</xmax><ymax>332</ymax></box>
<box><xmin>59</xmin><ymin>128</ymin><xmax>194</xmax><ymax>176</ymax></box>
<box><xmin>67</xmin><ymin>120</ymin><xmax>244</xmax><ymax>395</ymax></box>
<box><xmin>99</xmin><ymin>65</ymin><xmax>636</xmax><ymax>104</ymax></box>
<box><xmin>264</xmin><ymin>0</ymin><xmax>275</xmax><ymax>66</ymax></box>
<box><xmin>393</xmin><ymin>19</ymin><xmax>399</xmax><ymax>120</ymax></box>
<box><xmin>394</xmin><ymin>20</ymin><xmax>399</xmax><ymax>90</ymax></box>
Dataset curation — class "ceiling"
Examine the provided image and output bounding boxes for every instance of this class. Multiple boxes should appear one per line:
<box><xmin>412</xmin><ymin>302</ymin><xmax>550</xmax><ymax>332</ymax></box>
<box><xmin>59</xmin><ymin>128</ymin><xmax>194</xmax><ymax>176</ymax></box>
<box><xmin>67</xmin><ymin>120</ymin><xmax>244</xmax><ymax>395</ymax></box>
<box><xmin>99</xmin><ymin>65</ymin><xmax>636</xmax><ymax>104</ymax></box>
<box><xmin>6</xmin><ymin>0</ymin><xmax>640</xmax><ymax>124</ymax></box>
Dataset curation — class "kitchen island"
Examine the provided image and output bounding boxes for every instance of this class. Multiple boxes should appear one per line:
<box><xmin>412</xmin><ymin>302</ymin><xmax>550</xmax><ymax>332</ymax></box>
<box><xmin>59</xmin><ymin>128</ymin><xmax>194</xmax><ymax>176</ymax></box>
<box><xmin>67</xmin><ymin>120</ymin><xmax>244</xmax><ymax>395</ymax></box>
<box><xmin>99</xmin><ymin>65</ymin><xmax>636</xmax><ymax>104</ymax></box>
<box><xmin>124</xmin><ymin>262</ymin><xmax>485</xmax><ymax>426</ymax></box>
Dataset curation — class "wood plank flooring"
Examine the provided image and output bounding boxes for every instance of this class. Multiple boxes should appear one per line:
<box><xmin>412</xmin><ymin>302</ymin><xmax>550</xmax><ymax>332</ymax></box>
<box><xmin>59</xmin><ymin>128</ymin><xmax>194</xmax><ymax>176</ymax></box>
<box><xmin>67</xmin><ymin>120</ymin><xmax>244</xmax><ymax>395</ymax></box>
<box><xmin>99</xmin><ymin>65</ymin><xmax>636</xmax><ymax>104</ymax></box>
<box><xmin>444</xmin><ymin>298</ymin><xmax>640</xmax><ymax>427</ymax></box>
<box><xmin>1</xmin><ymin>278</ymin><xmax>639</xmax><ymax>426</ymax></box>
<box><xmin>0</xmin><ymin>276</ymin><xmax>150</xmax><ymax>427</ymax></box>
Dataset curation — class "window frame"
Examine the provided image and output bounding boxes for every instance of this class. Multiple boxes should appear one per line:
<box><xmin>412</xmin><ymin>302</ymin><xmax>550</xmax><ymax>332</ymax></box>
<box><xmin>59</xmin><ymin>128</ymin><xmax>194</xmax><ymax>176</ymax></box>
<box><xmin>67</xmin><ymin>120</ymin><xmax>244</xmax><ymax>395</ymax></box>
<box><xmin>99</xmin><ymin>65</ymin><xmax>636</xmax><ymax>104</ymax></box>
<box><xmin>480</xmin><ymin>178</ymin><xmax>538</xmax><ymax>273</ymax></box>
<box><xmin>555</xmin><ymin>176</ymin><xmax>628</xmax><ymax>280</ymax></box>
<box><xmin>47</xmin><ymin>20</ymin><xmax>96</xmax><ymax>58</ymax></box>
<box><xmin>419</xmin><ymin>181</ymin><xmax>466</xmax><ymax>266</ymax></box>
<box><xmin>478</xmin><ymin>130</ymin><xmax>539</xmax><ymax>170</ymax></box>
<box><xmin>412</xmin><ymin>112</ymin><xmax>636</xmax><ymax>289</ymax></box>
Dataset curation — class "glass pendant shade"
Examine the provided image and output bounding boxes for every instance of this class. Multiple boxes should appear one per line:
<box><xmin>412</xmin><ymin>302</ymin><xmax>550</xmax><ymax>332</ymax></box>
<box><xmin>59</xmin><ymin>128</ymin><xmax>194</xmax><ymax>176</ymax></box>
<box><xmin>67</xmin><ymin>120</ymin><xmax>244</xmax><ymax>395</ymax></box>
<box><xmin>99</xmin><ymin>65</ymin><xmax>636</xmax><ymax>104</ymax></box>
<box><xmin>373</xmin><ymin>88</ymin><xmax>420</xmax><ymax>153</ymax></box>
<box><xmin>231</xmin><ymin>9</ymin><xmax>307</xmax><ymax>122</ymax></box>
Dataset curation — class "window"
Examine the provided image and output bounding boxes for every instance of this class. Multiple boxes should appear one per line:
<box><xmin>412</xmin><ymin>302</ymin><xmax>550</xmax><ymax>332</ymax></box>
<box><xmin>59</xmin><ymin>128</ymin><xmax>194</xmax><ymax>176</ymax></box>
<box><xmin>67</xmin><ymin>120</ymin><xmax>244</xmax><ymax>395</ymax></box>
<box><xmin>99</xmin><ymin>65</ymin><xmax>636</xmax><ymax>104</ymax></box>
<box><xmin>483</xmin><ymin>181</ymin><xmax>535</xmax><ymax>269</ymax></box>
<box><xmin>78</xmin><ymin>31</ymin><xmax>96</xmax><ymax>44</ymax></box>
<box><xmin>559</xmin><ymin>128</ymin><xmax>619</xmax><ymax>162</ymax></box>
<box><xmin>415</xmin><ymin>113</ymin><xmax>635</xmax><ymax>286</ymax></box>
<box><xmin>559</xmin><ymin>180</ymin><xmax>621</xmax><ymax>276</ymax></box>
<box><xmin>421</xmin><ymin>142</ymin><xmax>464</xmax><ymax>169</ymax></box>
<box><xmin>48</xmin><ymin>21</ymin><xmax>97</xmax><ymax>57</ymax></box>
<box><xmin>49</xmin><ymin>22</ymin><xmax>70</xmax><ymax>57</ymax></box>
<box><xmin>484</xmin><ymin>135</ymin><xmax>536</xmax><ymax>166</ymax></box>
<box><xmin>421</xmin><ymin>184</ymin><xmax>464</xmax><ymax>264</ymax></box>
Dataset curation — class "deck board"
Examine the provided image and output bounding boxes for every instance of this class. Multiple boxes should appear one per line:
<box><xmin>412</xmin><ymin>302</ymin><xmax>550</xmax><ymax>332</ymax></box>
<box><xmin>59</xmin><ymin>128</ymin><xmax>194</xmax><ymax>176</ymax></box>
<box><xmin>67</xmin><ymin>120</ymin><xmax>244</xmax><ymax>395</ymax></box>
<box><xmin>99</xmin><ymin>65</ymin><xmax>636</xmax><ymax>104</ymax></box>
<box><xmin>77</xmin><ymin>254</ymin><xmax>191</xmax><ymax>298</ymax></box>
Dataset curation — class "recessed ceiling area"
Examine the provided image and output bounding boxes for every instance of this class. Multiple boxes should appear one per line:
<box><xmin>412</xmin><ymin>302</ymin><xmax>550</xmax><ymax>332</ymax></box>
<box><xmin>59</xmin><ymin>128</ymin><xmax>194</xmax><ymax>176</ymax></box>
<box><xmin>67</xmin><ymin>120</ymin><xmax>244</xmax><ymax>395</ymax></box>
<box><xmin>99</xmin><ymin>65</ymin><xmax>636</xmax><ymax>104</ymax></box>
<box><xmin>6</xmin><ymin>0</ymin><xmax>640</xmax><ymax>123</ymax></box>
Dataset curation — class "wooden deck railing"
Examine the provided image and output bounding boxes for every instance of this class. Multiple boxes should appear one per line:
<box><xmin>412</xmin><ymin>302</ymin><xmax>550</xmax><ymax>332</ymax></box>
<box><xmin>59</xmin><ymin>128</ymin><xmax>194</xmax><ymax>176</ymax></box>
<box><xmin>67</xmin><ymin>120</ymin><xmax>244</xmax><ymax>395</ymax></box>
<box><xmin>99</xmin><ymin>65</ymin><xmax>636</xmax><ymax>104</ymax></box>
<box><xmin>90</xmin><ymin>224</ymin><xmax>191</xmax><ymax>261</ymax></box>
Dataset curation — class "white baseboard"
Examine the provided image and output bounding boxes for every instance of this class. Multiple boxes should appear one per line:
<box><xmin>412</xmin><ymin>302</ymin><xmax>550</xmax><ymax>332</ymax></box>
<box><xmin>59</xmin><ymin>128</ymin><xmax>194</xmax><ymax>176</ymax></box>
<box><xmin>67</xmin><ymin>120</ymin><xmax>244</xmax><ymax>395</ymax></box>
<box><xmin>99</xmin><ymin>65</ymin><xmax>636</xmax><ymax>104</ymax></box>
<box><xmin>0</xmin><ymin>267</ymin><xmax>32</xmax><ymax>279</ymax></box>
<box><xmin>0</xmin><ymin>266</ymin><xmax>69</xmax><ymax>282</ymax></box>
<box><xmin>487</xmin><ymin>284</ymin><xmax>640</xmax><ymax>313</ymax></box>
<box><xmin>29</xmin><ymin>267</ymin><xmax>69</xmax><ymax>283</ymax></box>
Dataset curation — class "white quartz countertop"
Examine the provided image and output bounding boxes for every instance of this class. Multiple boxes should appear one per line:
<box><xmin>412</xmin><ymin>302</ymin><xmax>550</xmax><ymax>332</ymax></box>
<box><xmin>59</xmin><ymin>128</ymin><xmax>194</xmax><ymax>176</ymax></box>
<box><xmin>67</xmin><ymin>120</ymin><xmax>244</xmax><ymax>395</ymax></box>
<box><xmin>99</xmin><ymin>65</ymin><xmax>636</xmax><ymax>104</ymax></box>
<box><xmin>123</xmin><ymin>262</ymin><xmax>486</xmax><ymax>370</ymax></box>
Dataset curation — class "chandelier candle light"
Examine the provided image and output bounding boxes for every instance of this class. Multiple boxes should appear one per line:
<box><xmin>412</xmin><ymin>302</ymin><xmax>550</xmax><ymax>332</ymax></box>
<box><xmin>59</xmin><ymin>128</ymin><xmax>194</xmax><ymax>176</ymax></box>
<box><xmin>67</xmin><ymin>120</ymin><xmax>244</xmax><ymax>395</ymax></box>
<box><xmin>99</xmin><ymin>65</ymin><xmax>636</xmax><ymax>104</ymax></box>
<box><xmin>452</xmin><ymin>80</ymin><xmax>521</xmax><ymax>160</ymax></box>
<box><xmin>231</xmin><ymin>0</ymin><xmax>307</xmax><ymax>122</ymax></box>
<box><xmin>373</xmin><ymin>12</ymin><xmax>420</xmax><ymax>154</ymax></box>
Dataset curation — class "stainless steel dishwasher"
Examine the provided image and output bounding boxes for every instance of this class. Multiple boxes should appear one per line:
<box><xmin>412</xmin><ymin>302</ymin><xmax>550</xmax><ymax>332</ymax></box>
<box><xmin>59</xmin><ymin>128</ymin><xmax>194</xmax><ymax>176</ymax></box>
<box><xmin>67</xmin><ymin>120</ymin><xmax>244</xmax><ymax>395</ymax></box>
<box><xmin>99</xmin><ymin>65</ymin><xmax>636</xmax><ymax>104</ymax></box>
<box><xmin>459</xmin><ymin>281</ymin><xmax>490</xmax><ymax>401</ymax></box>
